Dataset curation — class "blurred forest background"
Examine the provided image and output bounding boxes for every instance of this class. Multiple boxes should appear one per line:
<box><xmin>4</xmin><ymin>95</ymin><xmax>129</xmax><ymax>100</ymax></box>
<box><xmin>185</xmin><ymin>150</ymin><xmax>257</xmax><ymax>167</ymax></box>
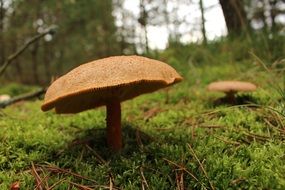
<box><xmin>0</xmin><ymin>0</ymin><xmax>284</xmax><ymax>85</ymax></box>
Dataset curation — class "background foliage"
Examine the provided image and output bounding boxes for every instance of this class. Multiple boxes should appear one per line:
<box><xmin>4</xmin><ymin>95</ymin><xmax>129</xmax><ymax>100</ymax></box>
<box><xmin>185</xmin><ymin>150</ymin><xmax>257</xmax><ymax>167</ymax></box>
<box><xmin>0</xmin><ymin>0</ymin><xmax>285</xmax><ymax>189</ymax></box>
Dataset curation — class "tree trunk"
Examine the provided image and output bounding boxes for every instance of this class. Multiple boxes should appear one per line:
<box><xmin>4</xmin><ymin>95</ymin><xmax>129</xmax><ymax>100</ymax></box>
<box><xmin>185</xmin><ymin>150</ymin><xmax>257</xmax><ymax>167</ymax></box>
<box><xmin>12</xmin><ymin>37</ymin><xmax>23</xmax><ymax>82</ymax></box>
<box><xmin>143</xmin><ymin>25</ymin><xmax>149</xmax><ymax>53</ymax></box>
<box><xmin>219</xmin><ymin>0</ymin><xmax>249</xmax><ymax>36</ymax></box>
<box><xmin>199</xmin><ymin>0</ymin><xmax>207</xmax><ymax>45</ymax></box>
<box><xmin>163</xmin><ymin>0</ymin><xmax>171</xmax><ymax>39</ymax></box>
<box><xmin>269</xmin><ymin>0</ymin><xmax>277</xmax><ymax>32</ymax></box>
<box><xmin>117</xmin><ymin>0</ymin><xmax>127</xmax><ymax>54</ymax></box>
<box><xmin>261</xmin><ymin>0</ymin><xmax>268</xmax><ymax>32</ymax></box>
<box><xmin>131</xmin><ymin>24</ymin><xmax>138</xmax><ymax>54</ymax></box>
<box><xmin>139</xmin><ymin>0</ymin><xmax>149</xmax><ymax>54</ymax></box>
<box><xmin>43</xmin><ymin>43</ymin><xmax>52</xmax><ymax>84</ymax></box>
<box><xmin>0</xmin><ymin>0</ymin><xmax>5</xmax><ymax>65</ymax></box>
<box><xmin>31</xmin><ymin>42</ymin><xmax>40</xmax><ymax>84</ymax></box>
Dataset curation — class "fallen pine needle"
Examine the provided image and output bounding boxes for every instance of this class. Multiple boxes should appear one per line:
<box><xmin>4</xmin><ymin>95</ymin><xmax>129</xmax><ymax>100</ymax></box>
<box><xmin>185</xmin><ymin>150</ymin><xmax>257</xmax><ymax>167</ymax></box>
<box><xmin>140</xmin><ymin>167</ymin><xmax>149</xmax><ymax>190</ymax></box>
<box><xmin>31</xmin><ymin>163</ymin><xmax>44</xmax><ymax>190</ymax></box>
<box><xmin>187</xmin><ymin>144</ymin><xmax>215</xmax><ymax>190</ymax></box>
<box><xmin>47</xmin><ymin>178</ymin><xmax>66</xmax><ymax>190</ymax></box>
<box><xmin>39</xmin><ymin>164</ymin><xmax>98</xmax><ymax>184</ymax></box>
<box><xmin>213</xmin><ymin>135</ymin><xmax>241</xmax><ymax>146</ymax></box>
<box><xmin>163</xmin><ymin>158</ymin><xmax>199</xmax><ymax>182</ymax></box>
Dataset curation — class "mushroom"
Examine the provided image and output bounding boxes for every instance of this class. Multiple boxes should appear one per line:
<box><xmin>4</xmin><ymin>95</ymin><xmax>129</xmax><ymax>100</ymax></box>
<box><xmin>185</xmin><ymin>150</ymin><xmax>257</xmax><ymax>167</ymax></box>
<box><xmin>41</xmin><ymin>55</ymin><xmax>182</xmax><ymax>151</ymax></box>
<box><xmin>207</xmin><ymin>80</ymin><xmax>257</xmax><ymax>104</ymax></box>
<box><xmin>0</xmin><ymin>94</ymin><xmax>11</xmax><ymax>102</ymax></box>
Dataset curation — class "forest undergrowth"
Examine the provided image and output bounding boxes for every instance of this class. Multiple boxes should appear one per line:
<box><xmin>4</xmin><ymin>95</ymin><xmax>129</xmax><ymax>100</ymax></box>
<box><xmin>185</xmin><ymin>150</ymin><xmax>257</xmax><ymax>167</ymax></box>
<box><xmin>0</xmin><ymin>40</ymin><xmax>285</xmax><ymax>189</ymax></box>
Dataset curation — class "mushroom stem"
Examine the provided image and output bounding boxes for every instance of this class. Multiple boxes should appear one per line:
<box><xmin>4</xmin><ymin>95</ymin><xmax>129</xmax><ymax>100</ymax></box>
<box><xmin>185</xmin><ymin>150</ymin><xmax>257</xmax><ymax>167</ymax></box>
<box><xmin>225</xmin><ymin>91</ymin><xmax>236</xmax><ymax>104</ymax></box>
<box><xmin>106</xmin><ymin>100</ymin><xmax>122</xmax><ymax>151</ymax></box>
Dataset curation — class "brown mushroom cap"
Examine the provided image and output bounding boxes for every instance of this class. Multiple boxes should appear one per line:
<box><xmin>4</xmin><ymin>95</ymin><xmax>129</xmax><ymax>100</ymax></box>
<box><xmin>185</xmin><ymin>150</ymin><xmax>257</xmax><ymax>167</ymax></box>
<box><xmin>41</xmin><ymin>55</ymin><xmax>182</xmax><ymax>113</ymax></box>
<box><xmin>207</xmin><ymin>81</ymin><xmax>257</xmax><ymax>93</ymax></box>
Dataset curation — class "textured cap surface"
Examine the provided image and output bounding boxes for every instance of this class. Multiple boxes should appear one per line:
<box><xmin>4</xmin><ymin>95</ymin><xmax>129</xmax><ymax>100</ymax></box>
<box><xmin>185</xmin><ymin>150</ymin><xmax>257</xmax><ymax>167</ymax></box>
<box><xmin>41</xmin><ymin>55</ymin><xmax>182</xmax><ymax>113</ymax></box>
<box><xmin>207</xmin><ymin>81</ymin><xmax>257</xmax><ymax>93</ymax></box>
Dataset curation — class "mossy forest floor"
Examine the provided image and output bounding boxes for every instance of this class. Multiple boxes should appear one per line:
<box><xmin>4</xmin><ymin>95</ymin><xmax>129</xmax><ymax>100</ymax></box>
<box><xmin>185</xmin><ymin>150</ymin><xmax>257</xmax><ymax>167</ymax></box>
<box><xmin>1</xmin><ymin>60</ymin><xmax>285</xmax><ymax>189</ymax></box>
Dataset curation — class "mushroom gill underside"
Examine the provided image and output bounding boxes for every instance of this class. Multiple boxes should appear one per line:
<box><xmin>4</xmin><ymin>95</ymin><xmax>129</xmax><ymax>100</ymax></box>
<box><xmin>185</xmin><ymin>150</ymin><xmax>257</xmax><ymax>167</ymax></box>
<box><xmin>43</xmin><ymin>80</ymin><xmax>177</xmax><ymax>114</ymax></box>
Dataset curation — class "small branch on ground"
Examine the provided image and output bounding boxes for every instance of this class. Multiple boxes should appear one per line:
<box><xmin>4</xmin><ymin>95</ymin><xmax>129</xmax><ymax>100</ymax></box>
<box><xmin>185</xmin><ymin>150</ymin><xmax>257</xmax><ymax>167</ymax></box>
<box><xmin>0</xmin><ymin>87</ymin><xmax>46</xmax><ymax>109</ymax></box>
<box><xmin>0</xmin><ymin>26</ymin><xmax>56</xmax><ymax>77</ymax></box>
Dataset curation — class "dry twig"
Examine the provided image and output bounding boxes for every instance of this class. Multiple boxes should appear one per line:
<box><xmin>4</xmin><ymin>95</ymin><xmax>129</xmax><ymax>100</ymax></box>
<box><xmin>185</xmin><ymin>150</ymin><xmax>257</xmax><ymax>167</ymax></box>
<box><xmin>187</xmin><ymin>144</ymin><xmax>215</xmax><ymax>190</ymax></box>
<box><xmin>0</xmin><ymin>88</ymin><xmax>46</xmax><ymax>109</ymax></box>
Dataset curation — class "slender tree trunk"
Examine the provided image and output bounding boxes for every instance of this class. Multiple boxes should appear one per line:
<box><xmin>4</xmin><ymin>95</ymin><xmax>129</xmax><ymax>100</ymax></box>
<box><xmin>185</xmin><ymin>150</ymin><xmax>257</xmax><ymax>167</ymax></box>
<box><xmin>0</xmin><ymin>0</ymin><xmax>5</xmax><ymax>65</ymax></box>
<box><xmin>57</xmin><ymin>49</ymin><xmax>64</xmax><ymax>76</ymax></box>
<box><xmin>12</xmin><ymin>37</ymin><xmax>23</xmax><ymax>82</ymax></box>
<box><xmin>31</xmin><ymin>1</ymin><xmax>41</xmax><ymax>84</ymax></box>
<box><xmin>143</xmin><ymin>25</ymin><xmax>149</xmax><ymax>53</ymax></box>
<box><xmin>261</xmin><ymin>0</ymin><xmax>268</xmax><ymax>33</ymax></box>
<box><xmin>172</xmin><ymin>5</ymin><xmax>180</xmax><ymax>42</ymax></box>
<box><xmin>118</xmin><ymin>0</ymin><xmax>127</xmax><ymax>54</ymax></box>
<box><xmin>139</xmin><ymin>0</ymin><xmax>149</xmax><ymax>54</ymax></box>
<box><xmin>163</xmin><ymin>0</ymin><xmax>171</xmax><ymax>41</ymax></box>
<box><xmin>43</xmin><ymin>43</ymin><xmax>51</xmax><ymax>84</ymax></box>
<box><xmin>269</xmin><ymin>0</ymin><xmax>277</xmax><ymax>32</ymax></box>
<box><xmin>131</xmin><ymin>24</ymin><xmax>137</xmax><ymax>54</ymax></box>
<box><xmin>14</xmin><ymin>61</ymin><xmax>23</xmax><ymax>82</ymax></box>
<box><xmin>199</xmin><ymin>0</ymin><xmax>207</xmax><ymax>45</ymax></box>
<box><xmin>31</xmin><ymin>42</ymin><xmax>40</xmax><ymax>84</ymax></box>
<box><xmin>119</xmin><ymin>29</ymin><xmax>126</xmax><ymax>54</ymax></box>
<box><xmin>219</xmin><ymin>0</ymin><xmax>249</xmax><ymax>36</ymax></box>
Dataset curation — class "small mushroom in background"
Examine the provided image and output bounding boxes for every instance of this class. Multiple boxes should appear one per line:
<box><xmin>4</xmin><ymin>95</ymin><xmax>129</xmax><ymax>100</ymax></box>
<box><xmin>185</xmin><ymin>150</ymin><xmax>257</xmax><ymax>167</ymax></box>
<box><xmin>0</xmin><ymin>94</ymin><xmax>11</xmax><ymax>102</ymax></box>
<box><xmin>207</xmin><ymin>80</ymin><xmax>257</xmax><ymax>104</ymax></box>
<box><xmin>41</xmin><ymin>55</ymin><xmax>182</xmax><ymax>152</ymax></box>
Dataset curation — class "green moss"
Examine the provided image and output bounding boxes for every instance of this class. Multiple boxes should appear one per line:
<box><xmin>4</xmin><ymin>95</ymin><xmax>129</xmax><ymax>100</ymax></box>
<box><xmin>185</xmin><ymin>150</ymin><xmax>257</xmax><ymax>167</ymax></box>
<box><xmin>0</xmin><ymin>58</ymin><xmax>285</xmax><ymax>189</ymax></box>
<box><xmin>0</xmin><ymin>83</ymin><xmax>38</xmax><ymax>97</ymax></box>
